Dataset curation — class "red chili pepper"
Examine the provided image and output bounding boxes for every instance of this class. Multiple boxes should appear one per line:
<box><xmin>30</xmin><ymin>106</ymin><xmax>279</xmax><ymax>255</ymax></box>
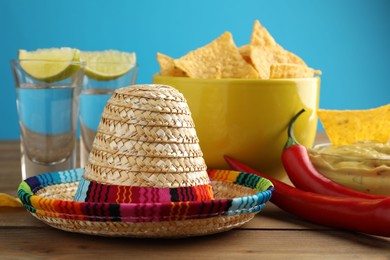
<box><xmin>224</xmin><ymin>155</ymin><xmax>390</xmax><ymax>237</ymax></box>
<box><xmin>282</xmin><ymin>109</ymin><xmax>386</xmax><ymax>200</ymax></box>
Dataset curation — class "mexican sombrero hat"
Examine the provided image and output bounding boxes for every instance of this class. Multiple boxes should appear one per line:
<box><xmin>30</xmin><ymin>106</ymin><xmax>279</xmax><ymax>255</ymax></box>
<box><xmin>18</xmin><ymin>84</ymin><xmax>273</xmax><ymax>238</ymax></box>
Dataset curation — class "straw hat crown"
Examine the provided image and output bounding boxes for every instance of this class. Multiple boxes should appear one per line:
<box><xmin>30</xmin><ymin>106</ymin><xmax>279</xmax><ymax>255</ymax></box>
<box><xmin>74</xmin><ymin>84</ymin><xmax>214</xmax><ymax>203</ymax></box>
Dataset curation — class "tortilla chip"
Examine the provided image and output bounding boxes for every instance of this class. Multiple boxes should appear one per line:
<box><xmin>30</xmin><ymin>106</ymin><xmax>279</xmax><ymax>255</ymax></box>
<box><xmin>250</xmin><ymin>21</ymin><xmax>306</xmax><ymax>65</ymax></box>
<box><xmin>248</xmin><ymin>45</ymin><xmax>302</xmax><ymax>79</ymax></box>
<box><xmin>238</xmin><ymin>45</ymin><xmax>252</xmax><ymax>64</ymax></box>
<box><xmin>0</xmin><ymin>193</ymin><xmax>22</xmax><ymax>207</ymax></box>
<box><xmin>156</xmin><ymin>52</ymin><xmax>187</xmax><ymax>77</ymax></box>
<box><xmin>174</xmin><ymin>32</ymin><xmax>258</xmax><ymax>79</ymax></box>
<box><xmin>248</xmin><ymin>20</ymin><xmax>311</xmax><ymax>78</ymax></box>
<box><xmin>318</xmin><ymin>104</ymin><xmax>390</xmax><ymax>145</ymax></box>
<box><xmin>248</xmin><ymin>45</ymin><xmax>274</xmax><ymax>79</ymax></box>
<box><xmin>215</xmin><ymin>65</ymin><xmax>222</xmax><ymax>79</ymax></box>
<box><xmin>247</xmin><ymin>20</ymin><xmax>276</xmax><ymax>78</ymax></box>
<box><xmin>250</xmin><ymin>20</ymin><xmax>277</xmax><ymax>47</ymax></box>
<box><xmin>270</xmin><ymin>63</ymin><xmax>321</xmax><ymax>79</ymax></box>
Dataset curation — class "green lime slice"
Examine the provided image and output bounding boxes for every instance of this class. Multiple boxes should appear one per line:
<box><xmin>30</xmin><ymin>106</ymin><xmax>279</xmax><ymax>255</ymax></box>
<box><xmin>18</xmin><ymin>48</ymin><xmax>80</xmax><ymax>83</ymax></box>
<box><xmin>80</xmin><ymin>50</ymin><xmax>136</xmax><ymax>81</ymax></box>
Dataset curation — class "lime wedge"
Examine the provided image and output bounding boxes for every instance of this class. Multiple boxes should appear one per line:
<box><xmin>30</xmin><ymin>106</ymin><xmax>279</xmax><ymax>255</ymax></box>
<box><xmin>18</xmin><ymin>48</ymin><xmax>80</xmax><ymax>82</ymax></box>
<box><xmin>80</xmin><ymin>50</ymin><xmax>136</xmax><ymax>81</ymax></box>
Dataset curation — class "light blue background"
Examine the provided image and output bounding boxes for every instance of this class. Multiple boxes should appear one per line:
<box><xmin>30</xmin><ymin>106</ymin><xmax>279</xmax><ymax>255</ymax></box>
<box><xmin>1</xmin><ymin>0</ymin><xmax>389</xmax><ymax>139</ymax></box>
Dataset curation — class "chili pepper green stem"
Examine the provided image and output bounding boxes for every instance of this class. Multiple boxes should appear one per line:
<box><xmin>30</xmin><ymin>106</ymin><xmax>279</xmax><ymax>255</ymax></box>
<box><xmin>284</xmin><ymin>108</ymin><xmax>306</xmax><ymax>149</ymax></box>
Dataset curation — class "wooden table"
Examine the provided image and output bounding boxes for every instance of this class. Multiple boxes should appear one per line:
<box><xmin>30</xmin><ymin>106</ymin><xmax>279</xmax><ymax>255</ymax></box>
<box><xmin>1</xmin><ymin>133</ymin><xmax>390</xmax><ymax>259</ymax></box>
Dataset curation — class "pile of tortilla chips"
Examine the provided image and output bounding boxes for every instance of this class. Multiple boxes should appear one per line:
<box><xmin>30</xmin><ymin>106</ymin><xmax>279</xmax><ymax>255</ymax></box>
<box><xmin>318</xmin><ymin>103</ymin><xmax>390</xmax><ymax>145</ymax></box>
<box><xmin>157</xmin><ymin>20</ymin><xmax>321</xmax><ymax>79</ymax></box>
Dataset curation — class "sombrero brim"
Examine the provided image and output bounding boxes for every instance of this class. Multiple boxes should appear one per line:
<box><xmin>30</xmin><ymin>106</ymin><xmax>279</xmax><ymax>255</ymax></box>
<box><xmin>18</xmin><ymin>169</ymin><xmax>273</xmax><ymax>238</ymax></box>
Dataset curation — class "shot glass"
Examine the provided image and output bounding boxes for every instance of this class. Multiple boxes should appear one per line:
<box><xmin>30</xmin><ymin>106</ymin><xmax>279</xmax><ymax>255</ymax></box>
<box><xmin>79</xmin><ymin>62</ymin><xmax>137</xmax><ymax>167</ymax></box>
<box><xmin>11</xmin><ymin>60</ymin><xmax>84</xmax><ymax>179</ymax></box>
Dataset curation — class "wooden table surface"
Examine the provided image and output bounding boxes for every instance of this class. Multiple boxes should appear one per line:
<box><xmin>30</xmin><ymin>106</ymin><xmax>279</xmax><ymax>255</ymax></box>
<box><xmin>1</xmin><ymin>133</ymin><xmax>390</xmax><ymax>259</ymax></box>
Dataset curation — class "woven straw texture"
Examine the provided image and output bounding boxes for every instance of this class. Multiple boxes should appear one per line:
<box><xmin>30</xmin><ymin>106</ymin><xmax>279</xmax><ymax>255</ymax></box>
<box><xmin>81</xmin><ymin>84</ymin><xmax>212</xmax><ymax>198</ymax></box>
<box><xmin>93</xmin><ymin>132</ymin><xmax>202</xmax><ymax>157</ymax></box>
<box><xmin>102</xmin><ymin>103</ymin><xmax>195</xmax><ymax>127</ymax></box>
<box><xmin>32</xmin><ymin>213</ymin><xmax>253</xmax><ymax>238</ymax></box>
<box><xmin>18</xmin><ymin>169</ymin><xmax>274</xmax><ymax>238</ymax></box>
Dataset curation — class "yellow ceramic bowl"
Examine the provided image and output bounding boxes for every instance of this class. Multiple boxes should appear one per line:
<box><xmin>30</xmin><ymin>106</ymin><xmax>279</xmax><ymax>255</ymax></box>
<box><xmin>153</xmin><ymin>75</ymin><xmax>320</xmax><ymax>180</ymax></box>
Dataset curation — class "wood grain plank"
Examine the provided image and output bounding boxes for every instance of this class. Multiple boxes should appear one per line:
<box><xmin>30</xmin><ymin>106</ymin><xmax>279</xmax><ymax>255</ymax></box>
<box><xmin>0</xmin><ymin>228</ymin><xmax>389</xmax><ymax>259</ymax></box>
<box><xmin>0</xmin><ymin>141</ymin><xmax>23</xmax><ymax>196</ymax></box>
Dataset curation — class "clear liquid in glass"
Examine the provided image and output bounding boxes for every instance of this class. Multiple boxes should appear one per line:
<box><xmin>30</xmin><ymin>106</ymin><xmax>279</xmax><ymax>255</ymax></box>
<box><xmin>16</xmin><ymin>83</ymin><xmax>80</xmax><ymax>179</ymax></box>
